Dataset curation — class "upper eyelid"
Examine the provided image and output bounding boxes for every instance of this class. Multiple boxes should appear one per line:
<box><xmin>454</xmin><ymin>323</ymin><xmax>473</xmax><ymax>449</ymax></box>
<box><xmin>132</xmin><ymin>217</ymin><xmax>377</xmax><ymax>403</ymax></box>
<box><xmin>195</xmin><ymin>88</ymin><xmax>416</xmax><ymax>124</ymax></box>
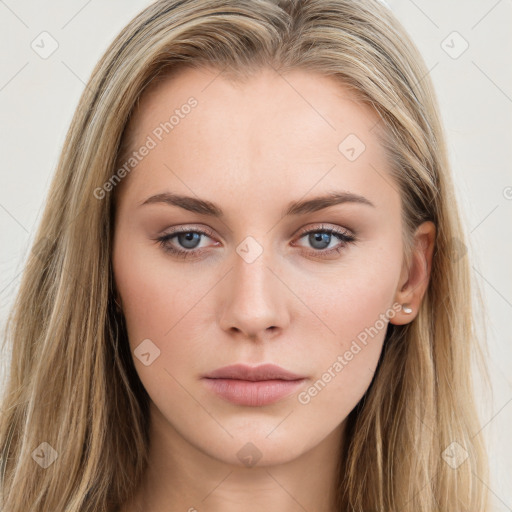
<box><xmin>295</xmin><ymin>224</ymin><xmax>353</xmax><ymax>236</ymax></box>
<box><xmin>163</xmin><ymin>224</ymin><xmax>217</xmax><ymax>238</ymax></box>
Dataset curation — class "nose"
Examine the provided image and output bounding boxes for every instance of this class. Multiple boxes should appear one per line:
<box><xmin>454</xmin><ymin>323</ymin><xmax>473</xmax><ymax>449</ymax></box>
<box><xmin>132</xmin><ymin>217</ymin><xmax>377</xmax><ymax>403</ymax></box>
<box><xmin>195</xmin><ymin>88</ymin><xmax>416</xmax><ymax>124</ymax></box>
<box><xmin>217</xmin><ymin>247</ymin><xmax>289</xmax><ymax>341</ymax></box>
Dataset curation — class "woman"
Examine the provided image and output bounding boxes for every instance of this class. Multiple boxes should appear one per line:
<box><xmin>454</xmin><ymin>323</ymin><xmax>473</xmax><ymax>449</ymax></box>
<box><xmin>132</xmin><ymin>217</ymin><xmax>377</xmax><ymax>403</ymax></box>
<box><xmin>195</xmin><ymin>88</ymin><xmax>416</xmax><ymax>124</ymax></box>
<box><xmin>0</xmin><ymin>0</ymin><xmax>488</xmax><ymax>510</ymax></box>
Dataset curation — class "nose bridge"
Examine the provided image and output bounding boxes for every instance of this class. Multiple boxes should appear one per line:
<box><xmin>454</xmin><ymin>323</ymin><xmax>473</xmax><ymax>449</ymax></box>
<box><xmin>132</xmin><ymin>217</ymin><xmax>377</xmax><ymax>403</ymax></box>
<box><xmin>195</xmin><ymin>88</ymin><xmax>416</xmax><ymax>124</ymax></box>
<box><xmin>234</xmin><ymin>248</ymin><xmax>274</xmax><ymax>303</ymax></box>
<box><xmin>218</xmin><ymin>238</ymin><xmax>287</xmax><ymax>337</ymax></box>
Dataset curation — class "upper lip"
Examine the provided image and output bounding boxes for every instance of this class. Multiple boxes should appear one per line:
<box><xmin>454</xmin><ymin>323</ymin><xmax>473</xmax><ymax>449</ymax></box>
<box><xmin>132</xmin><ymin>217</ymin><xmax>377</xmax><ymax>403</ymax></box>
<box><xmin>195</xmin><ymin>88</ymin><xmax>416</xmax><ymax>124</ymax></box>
<box><xmin>202</xmin><ymin>363</ymin><xmax>305</xmax><ymax>381</ymax></box>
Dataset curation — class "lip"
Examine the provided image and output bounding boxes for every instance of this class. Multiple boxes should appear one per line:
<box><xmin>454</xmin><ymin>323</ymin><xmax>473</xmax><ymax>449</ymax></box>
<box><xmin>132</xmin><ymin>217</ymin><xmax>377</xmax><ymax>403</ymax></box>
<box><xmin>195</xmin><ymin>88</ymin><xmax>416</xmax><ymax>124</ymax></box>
<box><xmin>203</xmin><ymin>363</ymin><xmax>305</xmax><ymax>381</ymax></box>
<box><xmin>202</xmin><ymin>364</ymin><xmax>306</xmax><ymax>406</ymax></box>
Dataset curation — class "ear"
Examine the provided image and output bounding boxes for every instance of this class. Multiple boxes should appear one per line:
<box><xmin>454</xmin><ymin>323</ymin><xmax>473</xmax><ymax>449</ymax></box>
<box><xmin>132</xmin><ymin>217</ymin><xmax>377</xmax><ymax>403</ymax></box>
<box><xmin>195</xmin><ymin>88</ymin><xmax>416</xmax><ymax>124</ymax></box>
<box><xmin>389</xmin><ymin>221</ymin><xmax>436</xmax><ymax>325</ymax></box>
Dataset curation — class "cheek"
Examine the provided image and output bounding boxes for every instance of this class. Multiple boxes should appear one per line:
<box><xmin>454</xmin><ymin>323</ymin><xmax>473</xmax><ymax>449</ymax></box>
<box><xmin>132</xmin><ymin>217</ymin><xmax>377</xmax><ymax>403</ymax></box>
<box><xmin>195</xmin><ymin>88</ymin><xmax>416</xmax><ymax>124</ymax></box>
<box><xmin>112</xmin><ymin>235</ymin><xmax>188</xmax><ymax>353</ymax></box>
<box><xmin>112</xmin><ymin>236</ymin><xmax>215</xmax><ymax>381</ymax></box>
<box><xmin>301</xmin><ymin>244</ymin><xmax>401</xmax><ymax>343</ymax></box>
<box><xmin>293</xmin><ymin>244</ymin><xmax>402</xmax><ymax>405</ymax></box>
<box><xmin>113</xmin><ymin>225</ymin><xmax>197</xmax><ymax>327</ymax></box>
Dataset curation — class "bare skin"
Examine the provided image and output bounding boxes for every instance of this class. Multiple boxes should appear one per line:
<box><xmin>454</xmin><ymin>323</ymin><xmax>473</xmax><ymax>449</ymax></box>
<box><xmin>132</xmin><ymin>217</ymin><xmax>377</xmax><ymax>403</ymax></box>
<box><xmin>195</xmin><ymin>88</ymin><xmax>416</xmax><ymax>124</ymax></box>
<box><xmin>113</xmin><ymin>66</ymin><xmax>435</xmax><ymax>512</ymax></box>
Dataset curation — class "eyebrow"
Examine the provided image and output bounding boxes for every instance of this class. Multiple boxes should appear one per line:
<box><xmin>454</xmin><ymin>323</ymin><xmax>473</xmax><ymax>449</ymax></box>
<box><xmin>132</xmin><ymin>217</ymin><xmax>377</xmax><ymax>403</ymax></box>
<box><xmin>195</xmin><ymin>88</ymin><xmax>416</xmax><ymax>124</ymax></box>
<box><xmin>138</xmin><ymin>190</ymin><xmax>375</xmax><ymax>216</ymax></box>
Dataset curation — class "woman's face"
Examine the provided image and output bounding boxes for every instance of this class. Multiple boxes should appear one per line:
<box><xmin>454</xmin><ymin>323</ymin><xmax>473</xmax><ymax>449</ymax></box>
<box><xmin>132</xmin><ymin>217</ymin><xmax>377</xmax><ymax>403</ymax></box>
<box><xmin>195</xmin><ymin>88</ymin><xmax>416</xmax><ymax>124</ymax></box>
<box><xmin>112</xmin><ymin>66</ymin><xmax>421</xmax><ymax>467</ymax></box>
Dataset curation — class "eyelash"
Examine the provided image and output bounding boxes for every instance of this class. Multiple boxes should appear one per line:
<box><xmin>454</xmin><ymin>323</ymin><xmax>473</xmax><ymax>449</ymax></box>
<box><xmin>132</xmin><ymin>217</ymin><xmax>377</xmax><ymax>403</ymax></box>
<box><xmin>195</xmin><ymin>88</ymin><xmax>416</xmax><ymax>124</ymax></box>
<box><xmin>155</xmin><ymin>224</ymin><xmax>357</xmax><ymax>260</ymax></box>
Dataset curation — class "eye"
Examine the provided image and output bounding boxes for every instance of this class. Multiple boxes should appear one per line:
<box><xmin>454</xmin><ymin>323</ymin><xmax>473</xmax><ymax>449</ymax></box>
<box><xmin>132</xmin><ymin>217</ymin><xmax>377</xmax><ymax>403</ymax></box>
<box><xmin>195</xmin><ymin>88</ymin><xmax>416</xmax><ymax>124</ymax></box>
<box><xmin>293</xmin><ymin>224</ymin><xmax>356</xmax><ymax>257</ymax></box>
<box><xmin>155</xmin><ymin>226</ymin><xmax>219</xmax><ymax>260</ymax></box>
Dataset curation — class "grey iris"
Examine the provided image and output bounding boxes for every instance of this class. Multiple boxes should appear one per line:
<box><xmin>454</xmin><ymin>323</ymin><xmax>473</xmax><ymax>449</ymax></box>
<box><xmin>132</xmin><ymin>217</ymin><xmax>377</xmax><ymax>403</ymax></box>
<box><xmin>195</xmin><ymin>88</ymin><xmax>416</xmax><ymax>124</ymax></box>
<box><xmin>178</xmin><ymin>232</ymin><xmax>202</xmax><ymax>249</ymax></box>
<box><xmin>309</xmin><ymin>232</ymin><xmax>331</xmax><ymax>249</ymax></box>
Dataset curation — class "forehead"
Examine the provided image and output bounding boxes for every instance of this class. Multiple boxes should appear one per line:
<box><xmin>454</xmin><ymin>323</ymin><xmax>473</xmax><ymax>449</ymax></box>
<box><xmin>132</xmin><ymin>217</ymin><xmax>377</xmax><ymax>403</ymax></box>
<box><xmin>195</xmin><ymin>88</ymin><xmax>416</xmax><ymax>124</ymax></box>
<box><xmin>118</xmin><ymin>65</ymin><xmax>395</xmax><ymax>213</ymax></box>
<box><xmin>127</xmin><ymin>65</ymin><xmax>381</xmax><ymax>145</ymax></box>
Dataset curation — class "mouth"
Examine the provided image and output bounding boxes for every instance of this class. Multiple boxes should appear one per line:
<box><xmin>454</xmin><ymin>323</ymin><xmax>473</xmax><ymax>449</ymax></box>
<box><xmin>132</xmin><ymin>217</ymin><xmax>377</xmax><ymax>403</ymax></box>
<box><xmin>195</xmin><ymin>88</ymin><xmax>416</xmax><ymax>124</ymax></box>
<box><xmin>201</xmin><ymin>363</ymin><xmax>307</xmax><ymax>407</ymax></box>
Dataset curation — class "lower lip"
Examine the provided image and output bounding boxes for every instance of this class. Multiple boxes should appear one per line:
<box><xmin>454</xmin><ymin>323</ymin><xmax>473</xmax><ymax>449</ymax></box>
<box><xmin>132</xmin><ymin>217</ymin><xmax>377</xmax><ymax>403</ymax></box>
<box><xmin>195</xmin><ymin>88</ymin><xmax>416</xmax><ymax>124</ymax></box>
<box><xmin>202</xmin><ymin>378</ymin><xmax>306</xmax><ymax>406</ymax></box>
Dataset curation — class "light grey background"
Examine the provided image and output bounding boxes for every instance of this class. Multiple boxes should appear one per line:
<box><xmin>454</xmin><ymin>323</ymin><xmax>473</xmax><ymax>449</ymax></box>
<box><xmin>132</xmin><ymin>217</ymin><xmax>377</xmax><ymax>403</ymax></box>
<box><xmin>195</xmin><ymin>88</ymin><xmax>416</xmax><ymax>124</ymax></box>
<box><xmin>1</xmin><ymin>0</ymin><xmax>511</xmax><ymax>509</ymax></box>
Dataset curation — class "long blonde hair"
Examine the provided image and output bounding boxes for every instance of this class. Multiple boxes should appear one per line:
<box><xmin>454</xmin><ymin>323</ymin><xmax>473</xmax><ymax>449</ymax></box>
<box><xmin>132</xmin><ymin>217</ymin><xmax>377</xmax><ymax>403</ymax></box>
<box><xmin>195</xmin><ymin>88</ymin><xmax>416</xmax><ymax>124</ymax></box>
<box><xmin>0</xmin><ymin>0</ymin><xmax>488</xmax><ymax>510</ymax></box>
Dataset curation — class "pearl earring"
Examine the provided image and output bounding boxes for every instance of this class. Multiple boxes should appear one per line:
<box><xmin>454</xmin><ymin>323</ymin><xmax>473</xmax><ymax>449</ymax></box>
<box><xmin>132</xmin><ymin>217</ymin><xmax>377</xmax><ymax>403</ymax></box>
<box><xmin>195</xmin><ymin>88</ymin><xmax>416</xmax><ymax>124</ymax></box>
<box><xmin>402</xmin><ymin>304</ymin><xmax>413</xmax><ymax>314</ymax></box>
